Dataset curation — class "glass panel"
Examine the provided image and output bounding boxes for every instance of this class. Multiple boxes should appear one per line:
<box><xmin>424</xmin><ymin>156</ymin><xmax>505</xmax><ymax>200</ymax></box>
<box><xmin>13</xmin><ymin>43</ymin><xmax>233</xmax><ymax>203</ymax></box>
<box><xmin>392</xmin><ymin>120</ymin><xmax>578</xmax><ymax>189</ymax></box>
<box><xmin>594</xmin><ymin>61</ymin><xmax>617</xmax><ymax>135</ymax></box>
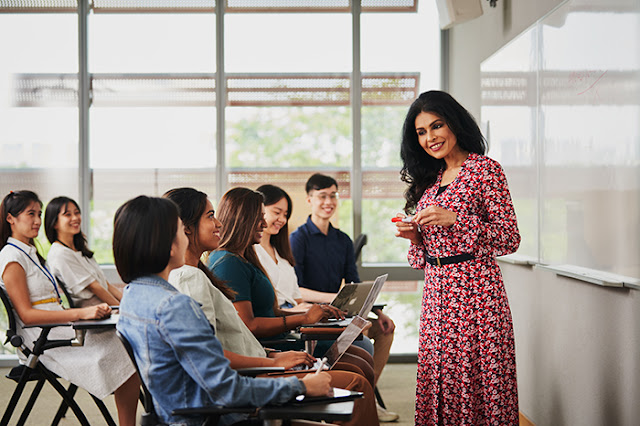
<box><xmin>360</xmin><ymin>1</ymin><xmax>439</xmax><ymax>265</ymax></box>
<box><xmin>225</xmin><ymin>13</ymin><xmax>351</xmax><ymax>73</ymax></box>
<box><xmin>89</xmin><ymin>107</ymin><xmax>217</xmax><ymax>263</ymax></box>
<box><xmin>0</xmin><ymin>13</ymin><xmax>78</xmax><ymax>354</ymax></box>
<box><xmin>89</xmin><ymin>14</ymin><xmax>215</xmax><ymax>73</ymax></box>
<box><xmin>539</xmin><ymin>10</ymin><xmax>640</xmax><ymax>277</ymax></box>
<box><xmin>480</xmin><ymin>28</ymin><xmax>538</xmax><ymax>259</ymax></box>
<box><xmin>89</xmin><ymin>12</ymin><xmax>216</xmax><ymax>264</ymax></box>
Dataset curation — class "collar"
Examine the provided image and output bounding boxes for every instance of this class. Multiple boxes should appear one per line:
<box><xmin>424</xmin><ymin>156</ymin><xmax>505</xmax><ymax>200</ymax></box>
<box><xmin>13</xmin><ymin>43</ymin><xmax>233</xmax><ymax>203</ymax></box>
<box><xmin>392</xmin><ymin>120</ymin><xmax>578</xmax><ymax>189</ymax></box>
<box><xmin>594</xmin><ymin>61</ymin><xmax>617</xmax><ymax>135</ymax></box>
<box><xmin>132</xmin><ymin>274</ymin><xmax>179</xmax><ymax>292</ymax></box>
<box><xmin>7</xmin><ymin>237</ymin><xmax>37</xmax><ymax>256</ymax></box>
<box><xmin>305</xmin><ymin>215</ymin><xmax>335</xmax><ymax>236</ymax></box>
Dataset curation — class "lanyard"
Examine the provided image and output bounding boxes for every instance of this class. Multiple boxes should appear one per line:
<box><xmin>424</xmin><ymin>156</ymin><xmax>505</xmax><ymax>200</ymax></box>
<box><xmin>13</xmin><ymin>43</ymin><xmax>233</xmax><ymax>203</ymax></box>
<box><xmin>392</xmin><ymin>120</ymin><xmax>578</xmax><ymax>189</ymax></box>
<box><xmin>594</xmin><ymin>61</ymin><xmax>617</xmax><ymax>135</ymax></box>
<box><xmin>7</xmin><ymin>242</ymin><xmax>63</xmax><ymax>303</ymax></box>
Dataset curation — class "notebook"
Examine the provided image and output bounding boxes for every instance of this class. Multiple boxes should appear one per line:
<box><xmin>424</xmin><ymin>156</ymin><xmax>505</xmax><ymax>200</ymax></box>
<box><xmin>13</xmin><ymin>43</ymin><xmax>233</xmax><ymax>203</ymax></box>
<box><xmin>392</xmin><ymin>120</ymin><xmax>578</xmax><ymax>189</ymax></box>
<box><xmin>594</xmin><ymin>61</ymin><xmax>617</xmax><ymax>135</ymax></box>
<box><xmin>294</xmin><ymin>387</ymin><xmax>363</xmax><ymax>404</ymax></box>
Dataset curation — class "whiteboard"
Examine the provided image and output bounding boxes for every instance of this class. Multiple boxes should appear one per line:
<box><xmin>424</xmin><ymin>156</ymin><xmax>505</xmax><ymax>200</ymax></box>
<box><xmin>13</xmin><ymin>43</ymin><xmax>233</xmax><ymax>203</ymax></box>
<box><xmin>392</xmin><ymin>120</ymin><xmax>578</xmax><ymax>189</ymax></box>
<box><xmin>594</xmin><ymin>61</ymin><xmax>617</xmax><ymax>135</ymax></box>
<box><xmin>481</xmin><ymin>0</ymin><xmax>640</xmax><ymax>278</ymax></box>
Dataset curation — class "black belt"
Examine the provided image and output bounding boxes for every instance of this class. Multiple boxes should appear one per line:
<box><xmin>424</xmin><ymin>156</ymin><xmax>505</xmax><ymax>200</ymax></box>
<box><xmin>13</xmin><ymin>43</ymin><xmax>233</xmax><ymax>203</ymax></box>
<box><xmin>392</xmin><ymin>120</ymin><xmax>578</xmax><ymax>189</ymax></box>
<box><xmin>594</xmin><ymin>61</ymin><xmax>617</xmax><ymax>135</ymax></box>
<box><xmin>426</xmin><ymin>253</ymin><xmax>474</xmax><ymax>267</ymax></box>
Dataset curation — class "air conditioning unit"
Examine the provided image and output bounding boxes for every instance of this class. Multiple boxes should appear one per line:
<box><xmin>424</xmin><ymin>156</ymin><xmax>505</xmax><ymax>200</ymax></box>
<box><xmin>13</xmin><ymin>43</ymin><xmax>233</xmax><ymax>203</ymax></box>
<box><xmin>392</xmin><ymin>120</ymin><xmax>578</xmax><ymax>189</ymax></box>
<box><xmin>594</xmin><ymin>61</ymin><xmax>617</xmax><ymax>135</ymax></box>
<box><xmin>435</xmin><ymin>0</ymin><xmax>484</xmax><ymax>30</ymax></box>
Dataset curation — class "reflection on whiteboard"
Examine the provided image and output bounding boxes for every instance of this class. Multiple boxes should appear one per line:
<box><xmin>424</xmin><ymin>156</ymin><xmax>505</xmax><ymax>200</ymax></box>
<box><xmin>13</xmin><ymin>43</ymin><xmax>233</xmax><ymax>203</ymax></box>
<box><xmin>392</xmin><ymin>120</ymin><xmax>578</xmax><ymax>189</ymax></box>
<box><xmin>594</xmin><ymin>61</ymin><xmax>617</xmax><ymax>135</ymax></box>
<box><xmin>480</xmin><ymin>0</ymin><xmax>640</xmax><ymax>278</ymax></box>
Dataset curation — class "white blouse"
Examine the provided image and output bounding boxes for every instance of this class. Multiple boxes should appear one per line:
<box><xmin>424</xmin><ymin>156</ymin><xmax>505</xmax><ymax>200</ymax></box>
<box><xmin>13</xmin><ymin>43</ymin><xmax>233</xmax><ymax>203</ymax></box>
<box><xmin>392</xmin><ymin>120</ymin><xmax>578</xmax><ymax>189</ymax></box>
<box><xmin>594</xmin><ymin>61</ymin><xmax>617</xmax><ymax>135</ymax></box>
<box><xmin>255</xmin><ymin>244</ymin><xmax>301</xmax><ymax>307</ymax></box>
<box><xmin>47</xmin><ymin>242</ymin><xmax>108</xmax><ymax>308</ymax></box>
<box><xmin>169</xmin><ymin>265</ymin><xmax>266</xmax><ymax>358</ymax></box>
<box><xmin>0</xmin><ymin>237</ymin><xmax>62</xmax><ymax>313</ymax></box>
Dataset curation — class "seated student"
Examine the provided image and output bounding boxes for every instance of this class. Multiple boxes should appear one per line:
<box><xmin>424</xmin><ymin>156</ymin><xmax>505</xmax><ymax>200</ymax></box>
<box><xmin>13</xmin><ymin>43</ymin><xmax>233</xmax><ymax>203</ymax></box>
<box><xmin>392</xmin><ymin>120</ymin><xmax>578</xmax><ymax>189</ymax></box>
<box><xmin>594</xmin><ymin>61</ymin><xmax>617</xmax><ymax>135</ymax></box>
<box><xmin>254</xmin><ymin>184</ymin><xmax>309</xmax><ymax>311</ymax></box>
<box><xmin>290</xmin><ymin>173</ymin><xmax>399</xmax><ymax>422</ymax></box>
<box><xmin>114</xmin><ymin>195</ymin><xmax>333</xmax><ymax>426</ymax></box>
<box><xmin>207</xmin><ymin>187</ymin><xmax>375</xmax><ymax>382</ymax></box>
<box><xmin>163</xmin><ymin>187</ymin><xmax>379</xmax><ymax>426</ymax></box>
<box><xmin>0</xmin><ymin>190</ymin><xmax>139</xmax><ymax>426</ymax></box>
<box><xmin>45</xmin><ymin>196</ymin><xmax>122</xmax><ymax>307</ymax></box>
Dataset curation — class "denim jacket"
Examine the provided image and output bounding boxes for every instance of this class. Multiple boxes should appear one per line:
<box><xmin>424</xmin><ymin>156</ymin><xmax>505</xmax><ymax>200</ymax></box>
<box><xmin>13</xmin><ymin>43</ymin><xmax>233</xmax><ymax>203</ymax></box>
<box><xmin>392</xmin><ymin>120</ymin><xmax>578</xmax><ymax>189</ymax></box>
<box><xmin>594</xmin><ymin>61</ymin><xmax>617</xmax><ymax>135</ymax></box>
<box><xmin>116</xmin><ymin>275</ymin><xmax>304</xmax><ymax>426</ymax></box>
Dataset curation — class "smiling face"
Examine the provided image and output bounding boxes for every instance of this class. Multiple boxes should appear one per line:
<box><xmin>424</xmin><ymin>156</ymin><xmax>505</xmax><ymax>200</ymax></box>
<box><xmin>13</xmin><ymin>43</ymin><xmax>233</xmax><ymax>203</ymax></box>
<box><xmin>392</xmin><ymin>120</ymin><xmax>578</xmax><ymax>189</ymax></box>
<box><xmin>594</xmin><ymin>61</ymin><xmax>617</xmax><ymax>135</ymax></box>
<box><xmin>264</xmin><ymin>197</ymin><xmax>289</xmax><ymax>237</ymax></box>
<box><xmin>194</xmin><ymin>199</ymin><xmax>222</xmax><ymax>252</ymax></box>
<box><xmin>55</xmin><ymin>202</ymin><xmax>82</xmax><ymax>240</ymax></box>
<box><xmin>307</xmin><ymin>184</ymin><xmax>338</xmax><ymax>221</ymax></box>
<box><xmin>415</xmin><ymin>111</ymin><xmax>462</xmax><ymax>161</ymax></box>
<box><xmin>7</xmin><ymin>201</ymin><xmax>42</xmax><ymax>244</ymax></box>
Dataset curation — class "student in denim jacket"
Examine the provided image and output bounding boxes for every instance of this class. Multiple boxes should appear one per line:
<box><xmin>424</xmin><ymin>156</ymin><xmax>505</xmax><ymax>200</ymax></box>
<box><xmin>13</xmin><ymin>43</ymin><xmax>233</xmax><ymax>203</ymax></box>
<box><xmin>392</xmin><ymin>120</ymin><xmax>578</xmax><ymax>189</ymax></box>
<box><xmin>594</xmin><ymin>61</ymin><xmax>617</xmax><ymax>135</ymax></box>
<box><xmin>114</xmin><ymin>195</ymin><xmax>331</xmax><ymax>426</ymax></box>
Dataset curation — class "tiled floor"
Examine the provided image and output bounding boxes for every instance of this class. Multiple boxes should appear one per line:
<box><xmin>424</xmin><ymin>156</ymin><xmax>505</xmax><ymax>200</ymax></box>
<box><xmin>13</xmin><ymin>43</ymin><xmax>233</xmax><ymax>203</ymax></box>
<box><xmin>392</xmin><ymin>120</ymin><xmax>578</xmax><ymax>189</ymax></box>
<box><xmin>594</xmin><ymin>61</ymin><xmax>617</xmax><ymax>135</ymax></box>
<box><xmin>0</xmin><ymin>362</ymin><xmax>418</xmax><ymax>425</ymax></box>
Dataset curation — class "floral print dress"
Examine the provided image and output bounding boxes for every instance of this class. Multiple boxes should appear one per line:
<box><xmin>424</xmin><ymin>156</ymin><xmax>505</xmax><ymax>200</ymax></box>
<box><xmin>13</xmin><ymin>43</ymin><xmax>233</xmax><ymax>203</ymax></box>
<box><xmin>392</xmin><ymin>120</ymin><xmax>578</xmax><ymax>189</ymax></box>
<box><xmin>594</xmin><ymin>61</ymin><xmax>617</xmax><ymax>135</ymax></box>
<box><xmin>408</xmin><ymin>152</ymin><xmax>521</xmax><ymax>425</ymax></box>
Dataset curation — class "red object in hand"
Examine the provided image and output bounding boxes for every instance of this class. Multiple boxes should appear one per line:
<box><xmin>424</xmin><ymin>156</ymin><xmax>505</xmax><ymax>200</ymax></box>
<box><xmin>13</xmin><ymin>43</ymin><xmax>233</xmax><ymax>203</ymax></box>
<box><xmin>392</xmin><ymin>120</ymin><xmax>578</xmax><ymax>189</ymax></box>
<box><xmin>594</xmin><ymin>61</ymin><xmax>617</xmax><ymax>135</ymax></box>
<box><xmin>391</xmin><ymin>216</ymin><xmax>413</xmax><ymax>223</ymax></box>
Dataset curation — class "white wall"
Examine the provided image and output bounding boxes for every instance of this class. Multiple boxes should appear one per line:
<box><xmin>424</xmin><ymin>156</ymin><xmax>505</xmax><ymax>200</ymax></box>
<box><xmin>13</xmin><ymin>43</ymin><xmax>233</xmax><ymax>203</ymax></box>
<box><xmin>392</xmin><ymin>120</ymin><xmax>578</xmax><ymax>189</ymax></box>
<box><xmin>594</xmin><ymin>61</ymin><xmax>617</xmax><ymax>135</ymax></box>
<box><xmin>446</xmin><ymin>1</ymin><xmax>640</xmax><ymax>424</ymax></box>
<box><xmin>502</xmin><ymin>263</ymin><xmax>640</xmax><ymax>425</ymax></box>
<box><xmin>447</xmin><ymin>0</ymin><xmax>563</xmax><ymax>117</ymax></box>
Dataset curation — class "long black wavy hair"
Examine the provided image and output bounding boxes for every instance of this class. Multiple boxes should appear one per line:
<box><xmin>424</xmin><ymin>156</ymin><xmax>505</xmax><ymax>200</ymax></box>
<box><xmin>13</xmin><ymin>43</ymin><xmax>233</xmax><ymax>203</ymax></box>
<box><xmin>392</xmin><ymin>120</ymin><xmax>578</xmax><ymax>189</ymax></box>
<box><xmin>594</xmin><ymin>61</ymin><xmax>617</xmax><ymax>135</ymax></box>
<box><xmin>400</xmin><ymin>90</ymin><xmax>487</xmax><ymax>213</ymax></box>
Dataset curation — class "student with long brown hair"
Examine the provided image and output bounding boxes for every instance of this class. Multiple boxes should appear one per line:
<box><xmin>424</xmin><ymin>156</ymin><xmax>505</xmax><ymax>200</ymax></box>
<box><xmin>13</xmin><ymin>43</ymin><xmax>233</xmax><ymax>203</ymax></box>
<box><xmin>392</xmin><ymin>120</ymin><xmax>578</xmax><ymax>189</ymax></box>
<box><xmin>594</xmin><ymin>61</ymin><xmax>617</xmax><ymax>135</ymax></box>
<box><xmin>207</xmin><ymin>187</ymin><xmax>376</xmax><ymax>385</ymax></box>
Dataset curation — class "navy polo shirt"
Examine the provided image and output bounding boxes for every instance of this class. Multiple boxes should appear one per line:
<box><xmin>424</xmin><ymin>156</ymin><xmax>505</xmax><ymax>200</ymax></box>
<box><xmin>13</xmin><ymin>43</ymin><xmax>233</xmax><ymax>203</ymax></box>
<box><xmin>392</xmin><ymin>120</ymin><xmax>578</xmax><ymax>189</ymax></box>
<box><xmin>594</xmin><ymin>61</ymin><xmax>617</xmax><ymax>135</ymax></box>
<box><xmin>289</xmin><ymin>216</ymin><xmax>360</xmax><ymax>294</ymax></box>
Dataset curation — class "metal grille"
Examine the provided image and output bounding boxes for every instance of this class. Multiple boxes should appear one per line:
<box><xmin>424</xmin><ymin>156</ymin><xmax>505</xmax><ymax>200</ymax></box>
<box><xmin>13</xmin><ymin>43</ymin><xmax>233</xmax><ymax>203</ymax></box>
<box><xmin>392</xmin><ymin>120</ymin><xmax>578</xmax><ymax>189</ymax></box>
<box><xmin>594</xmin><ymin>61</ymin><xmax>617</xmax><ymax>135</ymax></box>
<box><xmin>13</xmin><ymin>73</ymin><xmax>419</xmax><ymax>107</ymax></box>
<box><xmin>92</xmin><ymin>74</ymin><xmax>217</xmax><ymax>107</ymax></box>
<box><xmin>92</xmin><ymin>0</ymin><xmax>216</xmax><ymax>13</ymax></box>
<box><xmin>0</xmin><ymin>0</ymin><xmax>76</xmax><ymax>12</ymax></box>
<box><xmin>13</xmin><ymin>73</ymin><xmax>78</xmax><ymax>107</ymax></box>
<box><xmin>0</xmin><ymin>0</ymin><xmax>416</xmax><ymax>12</ymax></box>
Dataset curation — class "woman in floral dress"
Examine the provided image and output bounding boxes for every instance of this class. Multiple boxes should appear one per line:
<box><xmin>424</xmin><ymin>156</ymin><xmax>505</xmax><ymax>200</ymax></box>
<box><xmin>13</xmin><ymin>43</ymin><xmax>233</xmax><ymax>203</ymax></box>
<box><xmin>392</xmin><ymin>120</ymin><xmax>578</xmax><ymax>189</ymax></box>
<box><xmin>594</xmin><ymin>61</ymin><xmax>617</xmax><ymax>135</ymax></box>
<box><xmin>394</xmin><ymin>91</ymin><xmax>521</xmax><ymax>425</ymax></box>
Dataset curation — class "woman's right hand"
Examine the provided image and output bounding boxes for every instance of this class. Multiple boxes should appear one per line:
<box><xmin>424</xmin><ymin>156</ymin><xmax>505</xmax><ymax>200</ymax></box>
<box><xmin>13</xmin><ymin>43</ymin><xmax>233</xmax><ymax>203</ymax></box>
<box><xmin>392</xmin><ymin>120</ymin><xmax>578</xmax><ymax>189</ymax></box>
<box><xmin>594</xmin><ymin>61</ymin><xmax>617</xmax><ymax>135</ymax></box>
<box><xmin>300</xmin><ymin>372</ymin><xmax>332</xmax><ymax>397</ymax></box>
<box><xmin>271</xmin><ymin>351</ymin><xmax>316</xmax><ymax>370</ymax></box>
<box><xmin>303</xmin><ymin>304</ymin><xmax>325</xmax><ymax>324</ymax></box>
<box><xmin>394</xmin><ymin>214</ymin><xmax>422</xmax><ymax>245</ymax></box>
<box><xmin>77</xmin><ymin>303</ymin><xmax>111</xmax><ymax>320</ymax></box>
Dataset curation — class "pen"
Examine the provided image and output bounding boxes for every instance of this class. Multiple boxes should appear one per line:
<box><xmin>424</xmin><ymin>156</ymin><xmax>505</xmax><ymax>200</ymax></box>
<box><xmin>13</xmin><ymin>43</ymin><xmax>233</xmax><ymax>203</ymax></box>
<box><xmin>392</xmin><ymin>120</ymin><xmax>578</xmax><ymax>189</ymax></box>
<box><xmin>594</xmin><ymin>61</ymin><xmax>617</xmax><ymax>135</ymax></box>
<box><xmin>314</xmin><ymin>357</ymin><xmax>328</xmax><ymax>375</ymax></box>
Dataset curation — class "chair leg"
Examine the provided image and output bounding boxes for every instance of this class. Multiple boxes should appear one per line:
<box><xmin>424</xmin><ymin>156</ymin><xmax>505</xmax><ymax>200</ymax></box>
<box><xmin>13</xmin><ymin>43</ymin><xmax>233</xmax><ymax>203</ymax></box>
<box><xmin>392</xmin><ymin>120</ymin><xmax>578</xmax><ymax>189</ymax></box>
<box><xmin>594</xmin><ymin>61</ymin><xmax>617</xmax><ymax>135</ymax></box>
<box><xmin>91</xmin><ymin>395</ymin><xmax>116</xmax><ymax>426</ymax></box>
<box><xmin>51</xmin><ymin>383</ymin><xmax>78</xmax><ymax>426</ymax></box>
<box><xmin>16</xmin><ymin>378</ymin><xmax>46</xmax><ymax>426</ymax></box>
<box><xmin>374</xmin><ymin>386</ymin><xmax>386</xmax><ymax>409</ymax></box>
<box><xmin>2</xmin><ymin>364</ymin><xmax>34</xmax><ymax>425</ymax></box>
<box><xmin>39</xmin><ymin>368</ymin><xmax>91</xmax><ymax>426</ymax></box>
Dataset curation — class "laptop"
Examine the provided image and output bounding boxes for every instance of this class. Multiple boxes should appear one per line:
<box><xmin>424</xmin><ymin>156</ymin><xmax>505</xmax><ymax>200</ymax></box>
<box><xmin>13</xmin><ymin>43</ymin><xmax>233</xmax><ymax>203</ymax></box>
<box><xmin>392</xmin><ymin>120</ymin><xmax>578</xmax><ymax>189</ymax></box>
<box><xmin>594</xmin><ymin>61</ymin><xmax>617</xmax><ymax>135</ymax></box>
<box><xmin>306</xmin><ymin>274</ymin><xmax>388</xmax><ymax>327</ymax></box>
<box><xmin>322</xmin><ymin>315</ymin><xmax>371</xmax><ymax>369</ymax></box>
<box><xmin>330</xmin><ymin>281</ymin><xmax>374</xmax><ymax>316</ymax></box>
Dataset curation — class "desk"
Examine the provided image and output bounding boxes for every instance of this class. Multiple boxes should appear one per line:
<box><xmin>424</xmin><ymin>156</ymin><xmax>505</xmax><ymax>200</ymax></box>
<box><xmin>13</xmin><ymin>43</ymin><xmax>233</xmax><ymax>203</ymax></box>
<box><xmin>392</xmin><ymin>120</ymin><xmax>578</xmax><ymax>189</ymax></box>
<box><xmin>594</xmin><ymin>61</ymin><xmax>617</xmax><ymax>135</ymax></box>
<box><xmin>72</xmin><ymin>315</ymin><xmax>118</xmax><ymax>330</ymax></box>
<box><xmin>259</xmin><ymin>400</ymin><xmax>355</xmax><ymax>425</ymax></box>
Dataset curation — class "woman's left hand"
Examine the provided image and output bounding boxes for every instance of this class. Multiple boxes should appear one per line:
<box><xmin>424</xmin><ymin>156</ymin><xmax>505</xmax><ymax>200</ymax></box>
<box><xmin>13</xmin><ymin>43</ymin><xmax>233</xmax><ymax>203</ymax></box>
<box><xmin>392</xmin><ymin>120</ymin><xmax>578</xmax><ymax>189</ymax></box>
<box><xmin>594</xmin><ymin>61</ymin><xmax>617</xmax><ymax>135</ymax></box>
<box><xmin>414</xmin><ymin>205</ymin><xmax>457</xmax><ymax>227</ymax></box>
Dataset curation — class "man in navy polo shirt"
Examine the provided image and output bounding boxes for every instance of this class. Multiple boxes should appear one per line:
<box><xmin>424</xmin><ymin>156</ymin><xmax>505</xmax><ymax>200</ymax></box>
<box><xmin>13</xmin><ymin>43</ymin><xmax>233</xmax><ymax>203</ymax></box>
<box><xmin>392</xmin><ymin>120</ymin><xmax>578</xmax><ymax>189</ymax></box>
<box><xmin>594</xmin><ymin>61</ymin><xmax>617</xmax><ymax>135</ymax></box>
<box><xmin>290</xmin><ymin>173</ymin><xmax>399</xmax><ymax>422</ymax></box>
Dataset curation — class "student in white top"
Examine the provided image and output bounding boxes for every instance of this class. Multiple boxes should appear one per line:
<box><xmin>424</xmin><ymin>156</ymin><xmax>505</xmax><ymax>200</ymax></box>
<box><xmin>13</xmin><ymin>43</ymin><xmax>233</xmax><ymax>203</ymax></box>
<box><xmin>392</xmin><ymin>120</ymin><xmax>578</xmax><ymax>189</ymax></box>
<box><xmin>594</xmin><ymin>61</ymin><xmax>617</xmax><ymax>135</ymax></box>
<box><xmin>44</xmin><ymin>196</ymin><xmax>122</xmax><ymax>307</ymax></box>
<box><xmin>255</xmin><ymin>184</ymin><xmax>313</xmax><ymax>312</ymax></box>
<box><xmin>0</xmin><ymin>190</ymin><xmax>139</xmax><ymax>426</ymax></box>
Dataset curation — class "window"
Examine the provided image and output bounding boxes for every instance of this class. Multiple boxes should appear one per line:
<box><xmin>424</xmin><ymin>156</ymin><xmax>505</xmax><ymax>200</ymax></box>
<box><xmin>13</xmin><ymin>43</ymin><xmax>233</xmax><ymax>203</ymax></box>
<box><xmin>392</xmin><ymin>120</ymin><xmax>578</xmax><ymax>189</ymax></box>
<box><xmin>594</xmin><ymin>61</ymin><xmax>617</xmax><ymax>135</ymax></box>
<box><xmin>0</xmin><ymin>0</ymin><xmax>440</xmax><ymax>354</ymax></box>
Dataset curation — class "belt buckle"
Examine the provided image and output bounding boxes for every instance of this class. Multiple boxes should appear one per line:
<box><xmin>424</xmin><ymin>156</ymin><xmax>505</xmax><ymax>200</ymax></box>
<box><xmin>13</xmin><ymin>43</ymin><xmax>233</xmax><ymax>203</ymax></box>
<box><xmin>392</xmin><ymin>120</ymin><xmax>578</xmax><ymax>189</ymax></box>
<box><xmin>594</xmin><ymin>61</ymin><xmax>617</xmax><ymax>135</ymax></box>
<box><xmin>436</xmin><ymin>257</ymin><xmax>441</xmax><ymax>267</ymax></box>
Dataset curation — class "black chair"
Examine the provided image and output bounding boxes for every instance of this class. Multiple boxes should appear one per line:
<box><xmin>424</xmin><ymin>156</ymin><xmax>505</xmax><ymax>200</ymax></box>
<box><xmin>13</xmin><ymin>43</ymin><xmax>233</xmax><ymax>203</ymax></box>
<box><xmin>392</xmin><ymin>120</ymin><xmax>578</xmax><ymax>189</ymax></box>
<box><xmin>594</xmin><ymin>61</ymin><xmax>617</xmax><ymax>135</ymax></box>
<box><xmin>353</xmin><ymin>234</ymin><xmax>368</xmax><ymax>262</ymax></box>
<box><xmin>0</xmin><ymin>286</ymin><xmax>116</xmax><ymax>426</ymax></box>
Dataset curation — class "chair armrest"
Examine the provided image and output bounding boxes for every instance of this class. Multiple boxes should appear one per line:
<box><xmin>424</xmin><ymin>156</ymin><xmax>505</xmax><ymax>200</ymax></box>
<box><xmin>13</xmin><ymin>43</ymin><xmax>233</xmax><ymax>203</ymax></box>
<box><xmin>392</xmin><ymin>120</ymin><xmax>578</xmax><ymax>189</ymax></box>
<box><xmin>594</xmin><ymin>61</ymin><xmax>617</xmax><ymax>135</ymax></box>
<box><xmin>172</xmin><ymin>406</ymin><xmax>257</xmax><ymax>416</ymax></box>
<box><xmin>236</xmin><ymin>367</ymin><xmax>285</xmax><ymax>377</ymax></box>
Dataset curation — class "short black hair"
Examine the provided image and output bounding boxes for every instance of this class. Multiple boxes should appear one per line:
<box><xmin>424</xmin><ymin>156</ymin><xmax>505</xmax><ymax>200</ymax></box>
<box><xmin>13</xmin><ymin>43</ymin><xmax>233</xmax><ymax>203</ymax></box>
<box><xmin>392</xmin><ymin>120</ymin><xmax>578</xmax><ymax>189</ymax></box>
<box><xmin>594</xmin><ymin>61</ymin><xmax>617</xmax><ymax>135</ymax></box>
<box><xmin>113</xmin><ymin>196</ymin><xmax>179</xmax><ymax>283</ymax></box>
<box><xmin>305</xmin><ymin>173</ymin><xmax>338</xmax><ymax>194</ymax></box>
